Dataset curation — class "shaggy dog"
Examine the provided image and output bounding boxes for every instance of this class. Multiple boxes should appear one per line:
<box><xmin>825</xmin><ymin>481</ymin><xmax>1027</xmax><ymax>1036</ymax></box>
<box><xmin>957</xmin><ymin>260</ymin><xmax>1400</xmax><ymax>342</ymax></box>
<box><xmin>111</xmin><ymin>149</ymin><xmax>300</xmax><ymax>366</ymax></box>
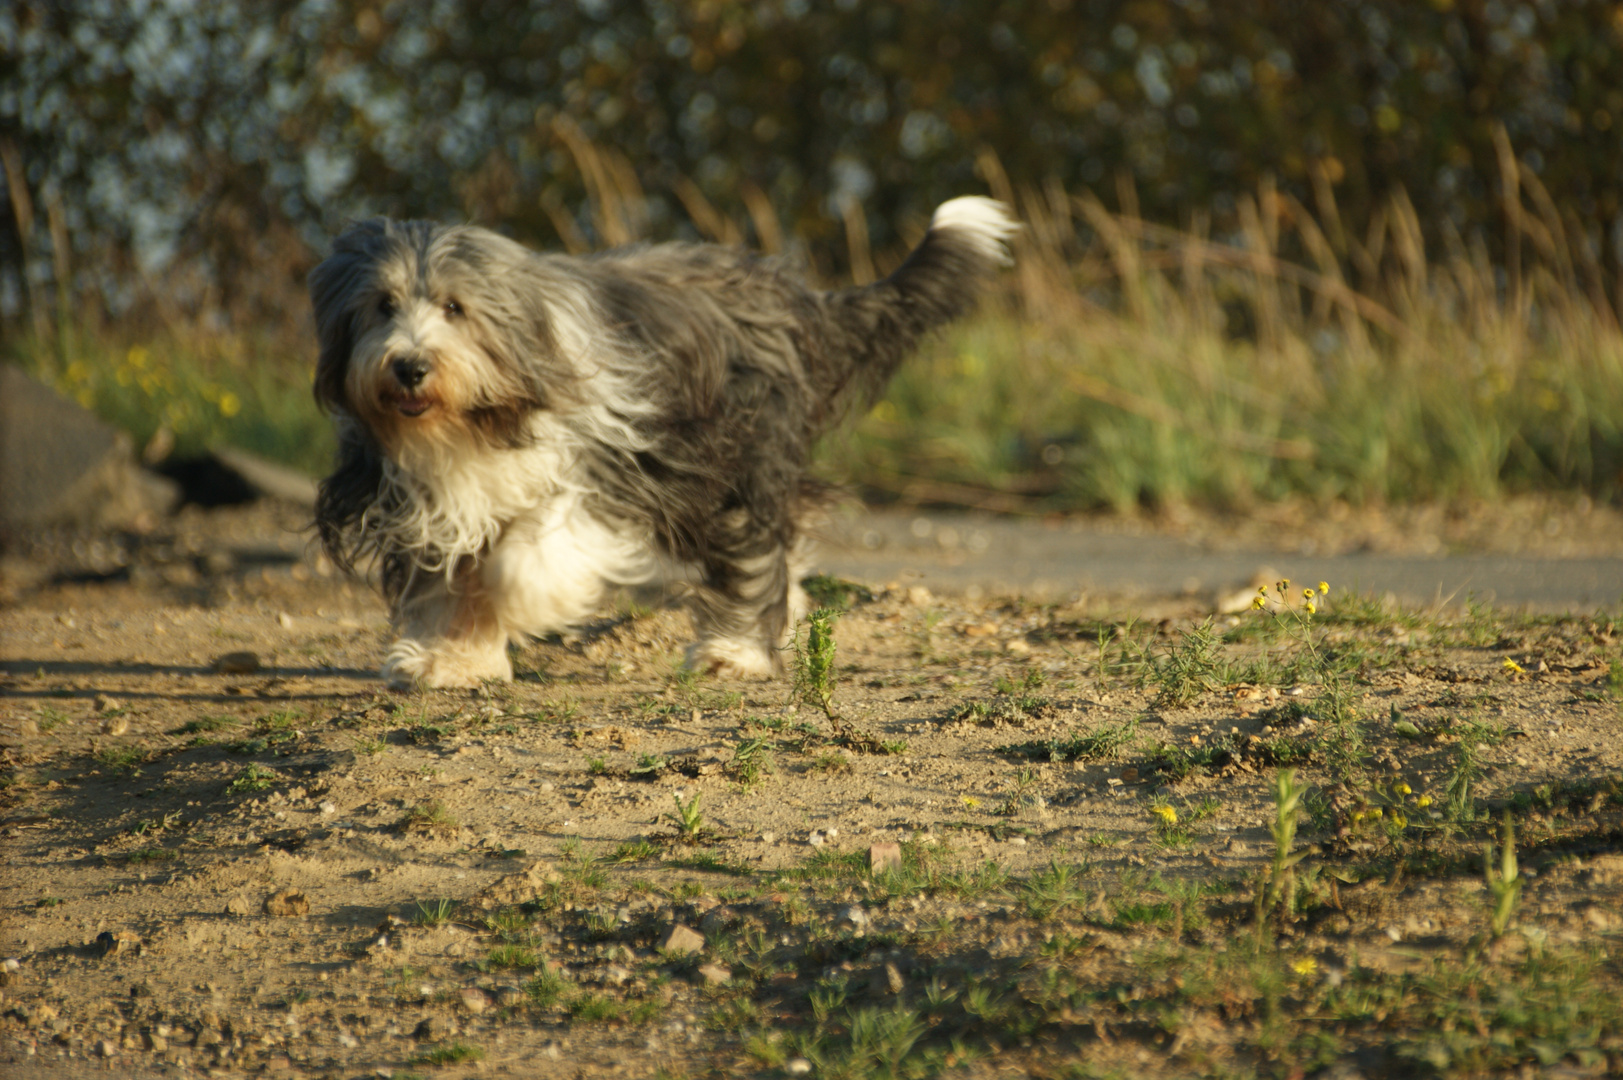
<box><xmin>310</xmin><ymin>197</ymin><xmax>1017</xmax><ymax>689</ymax></box>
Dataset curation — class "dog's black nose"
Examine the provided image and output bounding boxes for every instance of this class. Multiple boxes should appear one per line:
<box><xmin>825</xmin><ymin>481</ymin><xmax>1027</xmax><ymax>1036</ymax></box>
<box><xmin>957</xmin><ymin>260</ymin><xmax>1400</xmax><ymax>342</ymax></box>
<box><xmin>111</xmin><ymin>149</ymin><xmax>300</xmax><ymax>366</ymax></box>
<box><xmin>391</xmin><ymin>356</ymin><xmax>431</xmax><ymax>390</ymax></box>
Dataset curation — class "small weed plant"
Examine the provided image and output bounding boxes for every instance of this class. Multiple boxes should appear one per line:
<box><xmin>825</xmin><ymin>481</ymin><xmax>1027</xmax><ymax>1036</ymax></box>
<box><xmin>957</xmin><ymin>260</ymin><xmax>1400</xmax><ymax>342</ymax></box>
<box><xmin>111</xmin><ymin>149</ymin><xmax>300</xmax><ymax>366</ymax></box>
<box><xmin>793</xmin><ymin>607</ymin><xmax>841</xmax><ymax>718</ymax></box>
<box><xmin>1483</xmin><ymin>811</ymin><xmax>1522</xmax><ymax>939</ymax></box>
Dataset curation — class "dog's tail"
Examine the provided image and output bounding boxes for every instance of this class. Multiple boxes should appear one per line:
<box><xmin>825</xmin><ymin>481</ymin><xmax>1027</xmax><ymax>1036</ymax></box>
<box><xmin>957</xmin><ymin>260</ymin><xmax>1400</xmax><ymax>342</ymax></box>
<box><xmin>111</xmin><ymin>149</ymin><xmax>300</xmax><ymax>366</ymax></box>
<box><xmin>813</xmin><ymin>196</ymin><xmax>1018</xmax><ymax>428</ymax></box>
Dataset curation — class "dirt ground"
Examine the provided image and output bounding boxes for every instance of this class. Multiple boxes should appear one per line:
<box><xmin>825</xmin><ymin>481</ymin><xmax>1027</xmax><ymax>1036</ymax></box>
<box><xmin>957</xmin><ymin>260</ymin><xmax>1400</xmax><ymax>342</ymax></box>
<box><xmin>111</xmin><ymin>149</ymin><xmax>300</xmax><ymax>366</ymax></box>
<box><xmin>2</xmin><ymin>498</ymin><xmax>1622</xmax><ymax>1080</ymax></box>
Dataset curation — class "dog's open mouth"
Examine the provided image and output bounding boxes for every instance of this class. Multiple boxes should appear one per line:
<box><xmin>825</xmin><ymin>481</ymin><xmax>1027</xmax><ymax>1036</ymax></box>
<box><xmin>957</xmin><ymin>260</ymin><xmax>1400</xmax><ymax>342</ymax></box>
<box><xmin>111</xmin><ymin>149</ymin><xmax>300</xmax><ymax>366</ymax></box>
<box><xmin>392</xmin><ymin>396</ymin><xmax>433</xmax><ymax>418</ymax></box>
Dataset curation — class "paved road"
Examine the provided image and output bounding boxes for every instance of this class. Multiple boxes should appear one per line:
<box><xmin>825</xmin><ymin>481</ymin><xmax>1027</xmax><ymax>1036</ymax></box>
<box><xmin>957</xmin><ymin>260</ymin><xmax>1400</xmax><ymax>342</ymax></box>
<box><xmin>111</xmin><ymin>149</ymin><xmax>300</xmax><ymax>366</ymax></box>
<box><xmin>809</xmin><ymin>510</ymin><xmax>1623</xmax><ymax>612</ymax></box>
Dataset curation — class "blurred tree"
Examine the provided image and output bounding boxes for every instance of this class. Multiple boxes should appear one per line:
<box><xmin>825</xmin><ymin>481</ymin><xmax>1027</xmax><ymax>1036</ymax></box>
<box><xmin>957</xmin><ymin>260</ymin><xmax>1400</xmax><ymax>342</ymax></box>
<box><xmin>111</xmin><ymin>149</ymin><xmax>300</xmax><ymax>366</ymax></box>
<box><xmin>2</xmin><ymin>0</ymin><xmax>1620</xmax><ymax>333</ymax></box>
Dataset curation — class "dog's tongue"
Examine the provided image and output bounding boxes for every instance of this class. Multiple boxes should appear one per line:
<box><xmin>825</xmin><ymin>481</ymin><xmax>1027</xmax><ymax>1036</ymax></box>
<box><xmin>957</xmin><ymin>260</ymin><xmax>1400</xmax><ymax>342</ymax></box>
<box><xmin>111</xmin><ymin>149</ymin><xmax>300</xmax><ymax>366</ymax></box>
<box><xmin>396</xmin><ymin>398</ymin><xmax>431</xmax><ymax>417</ymax></box>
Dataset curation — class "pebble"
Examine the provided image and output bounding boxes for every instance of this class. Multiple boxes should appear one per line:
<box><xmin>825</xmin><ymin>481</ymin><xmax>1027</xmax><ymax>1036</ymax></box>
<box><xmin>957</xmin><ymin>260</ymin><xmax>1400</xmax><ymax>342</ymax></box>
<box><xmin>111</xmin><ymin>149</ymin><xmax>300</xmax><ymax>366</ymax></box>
<box><xmin>225</xmin><ymin>895</ymin><xmax>254</xmax><ymax>917</ymax></box>
<box><xmin>760</xmin><ymin>831</ymin><xmax>777</xmax><ymax>844</ymax></box>
<box><xmin>1</xmin><ymin>958</ymin><xmax>19</xmax><ymax>973</ymax></box>
<box><xmin>413</xmin><ymin>1016</ymin><xmax>453</xmax><ymax>1041</ymax></box>
<box><xmin>658</xmin><ymin>924</ymin><xmax>705</xmax><ymax>956</ymax></box>
<box><xmin>96</xmin><ymin>1038</ymin><xmax>117</xmax><ymax>1058</ymax></box>
<box><xmin>785</xmin><ymin>1058</ymin><xmax>813</xmax><ymax>1076</ymax></box>
<box><xmin>263</xmin><ymin>889</ymin><xmax>310</xmax><ymax>917</ymax></box>
<box><xmin>837</xmin><ymin>904</ymin><xmax>869</xmax><ymax>929</ymax></box>
<box><xmin>495</xmin><ymin>985</ymin><xmax>525</xmax><ymax>1008</ymax></box>
<box><xmin>94</xmin><ymin>695</ymin><xmax>121</xmax><ymax>713</ymax></box>
<box><xmin>95</xmin><ymin>930</ymin><xmax>141</xmax><ymax>957</ymax></box>
<box><xmin>318</xmin><ymin>801</ymin><xmax>337</xmax><ymax>816</ymax></box>
<box><xmin>213</xmin><ymin>651</ymin><xmax>261</xmax><ymax>675</ymax></box>
<box><xmin>458</xmin><ymin>987</ymin><xmax>491</xmax><ymax>1014</ymax></box>
<box><xmin>100</xmin><ymin>715</ymin><xmax>129</xmax><ymax>736</ymax></box>
<box><xmin>867</xmin><ymin>842</ymin><xmax>903</xmax><ymax>874</ymax></box>
<box><xmin>695</xmin><ymin>963</ymin><xmax>731</xmax><ymax>986</ymax></box>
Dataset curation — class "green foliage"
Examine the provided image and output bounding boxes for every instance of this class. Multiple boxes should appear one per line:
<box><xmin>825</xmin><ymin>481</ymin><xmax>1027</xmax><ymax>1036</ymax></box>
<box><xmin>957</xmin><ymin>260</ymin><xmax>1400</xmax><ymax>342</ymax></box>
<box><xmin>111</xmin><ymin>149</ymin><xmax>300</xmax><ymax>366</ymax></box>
<box><xmin>793</xmin><ymin>608</ymin><xmax>841</xmax><ymax>719</ymax></box>
<box><xmin>1146</xmin><ymin>620</ymin><xmax>1228</xmax><ymax>708</ymax></box>
<box><xmin>668</xmin><ymin>792</ymin><xmax>705</xmax><ymax>843</ymax></box>
<box><xmin>410</xmin><ymin>1041</ymin><xmax>484</xmax><ymax>1066</ymax></box>
<box><xmin>997</xmin><ymin>716</ymin><xmax>1140</xmax><ymax>763</ymax></box>
<box><xmin>399</xmin><ymin>801</ymin><xmax>459</xmax><ymax>836</ymax></box>
<box><xmin>1258</xmin><ymin>770</ymin><xmax>1312</xmax><ymax>932</ymax></box>
<box><xmin>226</xmin><ymin>763</ymin><xmax>277</xmax><ymax>794</ymax></box>
<box><xmin>1483</xmin><ymin>812</ymin><xmax>1522</xmax><ymax>940</ymax></box>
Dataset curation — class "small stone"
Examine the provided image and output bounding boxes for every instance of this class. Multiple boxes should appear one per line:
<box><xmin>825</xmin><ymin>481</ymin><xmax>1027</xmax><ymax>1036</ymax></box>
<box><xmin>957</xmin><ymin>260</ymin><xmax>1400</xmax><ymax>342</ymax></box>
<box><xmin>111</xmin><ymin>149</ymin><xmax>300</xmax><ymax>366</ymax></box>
<box><xmin>699</xmin><ymin>905</ymin><xmax>740</xmax><ymax>933</ymax></box>
<box><xmin>18</xmin><ymin>719</ymin><xmax>37</xmax><ymax>737</ymax></box>
<box><xmin>906</xmin><ymin>586</ymin><xmax>932</xmax><ymax>606</ymax></box>
<box><xmin>495</xmin><ymin>985</ymin><xmax>525</xmax><ymax>1008</ymax></box>
<box><xmin>785</xmin><ymin>1058</ymin><xmax>813</xmax><ymax>1076</ymax></box>
<box><xmin>458</xmin><ymin>987</ymin><xmax>491</xmax><ymax>1014</ymax></box>
<box><xmin>837</xmin><ymin>904</ymin><xmax>869</xmax><ymax>929</ymax></box>
<box><xmin>807</xmin><ymin>830</ymin><xmax>825</xmax><ymax>847</ymax></box>
<box><xmin>96</xmin><ymin>1038</ymin><xmax>118</xmax><ymax>1058</ymax></box>
<box><xmin>658</xmin><ymin>923</ymin><xmax>705</xmax><ymax>956</ymax></box>
<box><xmin>759</xmin><ymin>831</ymin><xmax>777</xmax><ymax>844</ymax></box>
<box><xmin>100</xmin><ymin>715</ymin><xmax>129</xmax><ymax>736</ymax></box>
<box><xmin>868</xmin><ymin>842</ymin><xmax>903</xmax><ymax>874</ymax></box>
<box><xmin>413</xmin><ymin>1016</ymin><xmax>454</xmax><ymax>1042</ymax></box>
<box><xmin>129</xmin><ymin>981</ymin><xmax>154</xmax><ymax>998</ymax></box>
<box><xmin>873</xmin><ymin>961</ymin><xmax>905</xmax><ymax>995</ymax></box>
<box><xmin>2</xmin><ymin>958</ymin><xmax>19</xmax><ymax>973</ymax></box>
<box><xmin>263</xmin><ymin>888</ymin><xmax>310</xmax><ymax>917</ymax></box>
<box><xmin>225</xmin><ymin>894</ymin><xmax>254</xmax><ymax>917</ymax></box>
<box><xmin>695</xmin><ymin>963</ymin><xmax>731</xmax><ymax>985</ymax></box>
<box><xmin>318</xmin><ymin>800</ymin><xmax>337</xmax><ymax>815</ymax></box>
<box><xmin>602</xmin><ymin>965</ymin><xmax>631</xmax><ymax>987</ymax></box>
<box><xmin>1581</xmin><ymin>904</ymin><xmax>1618</xmax><ymax>931</ymax></box>
<box><xmin>213</xmin><ymin>651</ymin><xmax>261</xmax><ymax>675</ymax></box>
<box><xmin>94</xmin><ymin>695</ymin><xmax>121</xmax><ymax>712</ymax></box>
<box><xmin>145</xmin><ymin>1032</ymin><xmax>168</xmax><ymax>1052</ymax></box>
<box><xmin>95</xmin><ymin>930</ymin><xmax>141</xmax><ymax>957</ymax></box>
<box><xmin>1004</xmin><ymin>639</ymin><xmax>1031</xmax><ymax>655</ymax></box>
<box><xmin>277</xmin><ymin>612</ymin><xmax>295</xmax><ymax>630</ymax></box>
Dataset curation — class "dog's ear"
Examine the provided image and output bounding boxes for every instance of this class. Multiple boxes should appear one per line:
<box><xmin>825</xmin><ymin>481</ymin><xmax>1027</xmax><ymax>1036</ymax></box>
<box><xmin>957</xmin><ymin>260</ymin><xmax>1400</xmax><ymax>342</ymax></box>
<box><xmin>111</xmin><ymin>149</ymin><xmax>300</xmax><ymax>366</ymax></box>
<box><xmin>309</xmin><ymin>219</ymin><xmax>390</xmax><ymax>414</ymax></box>
<box><xmin>314</xmin><ymin>418</ymin><xmax>386</xmax><ymax>574</ymax></box>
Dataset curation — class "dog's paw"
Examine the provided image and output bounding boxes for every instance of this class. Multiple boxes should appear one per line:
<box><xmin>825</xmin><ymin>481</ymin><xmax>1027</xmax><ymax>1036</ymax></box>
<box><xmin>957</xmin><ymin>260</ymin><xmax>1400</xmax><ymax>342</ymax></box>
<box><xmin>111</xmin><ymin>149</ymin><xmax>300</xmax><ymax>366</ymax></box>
<box><xmin>383</xmin><ymin>639</ymin><xmax>512</xmax><ymax>690</ymax></box>
<box><xmin>685</xmin><ymin>638</ymin><xmax>781</xmax><ymax>680</ymax></box>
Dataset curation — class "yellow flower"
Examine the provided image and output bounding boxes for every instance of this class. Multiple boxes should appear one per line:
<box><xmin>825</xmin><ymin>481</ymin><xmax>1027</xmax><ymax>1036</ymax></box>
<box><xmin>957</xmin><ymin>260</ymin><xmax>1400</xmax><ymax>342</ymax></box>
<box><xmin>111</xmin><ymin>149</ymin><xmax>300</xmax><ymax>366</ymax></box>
<box><xmin>1390</xmin><ymin>813</ymin><xmax>1407</xmax><ymax>828</ymax></box>
<box><xmin>1318</xmin><ymin>582</ymin><xmax>1329</xmax><ymax>594</ymax></box>
<box><xmin>1305</xmin><ymin>602</ymin><xmax>1317</xmax><ymax>615</ymax></box>
<box><xmin>218</xmin><ymin>391</ymin><xmax>241</xmax><ymax>418</ymax></box>
<box><xmin>1303</xmin><ymin>588</ymin><xmax>1315</xmax><ymax>601</ymax></box>
<box><xmin>1502</xmin><ymin>658</ymin><xmax>1525</xmax><ymax>674</ymax></box>
<box><xmin>1396</xmin><ymin>783</ymin><xmax>1411</xmax><ymax>796</ymax></box>
<box><xmin>1252</xmin><ymin>595</ymin><xmax>1268</xmax><ymax>610</ymax></box>
<box><xmin>1258</xmin><ymin>584</ymin><xmax>1268</xmax><ymax>594</ymax></box>
<box><xmin>961</xmin><ymin>796</ymin><xmax>980</xmax><ymax>809</ymax></box>
<box><xmin>1416</xmin><ymin>795</ymin><xmax>1433</xmax><ymax>807</ymax></box>
<box><xmin>1151</xmin><ymin>805</ymin><xmax>1178</xmax><ymax>825</ymax></box>
<box><xmin>1291</xmin><ymin>957</ymin><xmax>1318</xmax><ymax>976</ymax></box>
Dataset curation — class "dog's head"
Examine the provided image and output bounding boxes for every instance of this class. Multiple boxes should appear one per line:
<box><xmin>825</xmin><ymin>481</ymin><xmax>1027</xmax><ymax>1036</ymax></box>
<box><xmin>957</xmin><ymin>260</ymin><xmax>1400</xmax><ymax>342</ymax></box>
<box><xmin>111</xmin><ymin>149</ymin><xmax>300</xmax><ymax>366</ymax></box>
<box><xmin>309</xmin><ymin>219</ymin><xmax>578</xmax><ymax>455</ymax></box>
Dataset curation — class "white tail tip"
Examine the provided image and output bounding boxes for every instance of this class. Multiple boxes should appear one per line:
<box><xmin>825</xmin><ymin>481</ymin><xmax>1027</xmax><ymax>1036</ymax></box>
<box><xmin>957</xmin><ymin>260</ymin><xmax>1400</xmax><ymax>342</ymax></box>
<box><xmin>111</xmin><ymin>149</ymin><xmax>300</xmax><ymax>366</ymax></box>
<box><xmin>930</xmin><ymin>197</ymin><xmax>1019</xmax><ymax>266</ymax></box>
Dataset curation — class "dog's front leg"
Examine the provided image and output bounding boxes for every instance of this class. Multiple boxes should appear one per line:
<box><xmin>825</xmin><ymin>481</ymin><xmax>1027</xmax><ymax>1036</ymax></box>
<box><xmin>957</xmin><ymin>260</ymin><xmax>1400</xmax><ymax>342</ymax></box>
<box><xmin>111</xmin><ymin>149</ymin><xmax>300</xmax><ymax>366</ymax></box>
<box><xmin>382</xmin><ymin>560</ymin><xmax>512</xmax><ymax>690</ymax></box>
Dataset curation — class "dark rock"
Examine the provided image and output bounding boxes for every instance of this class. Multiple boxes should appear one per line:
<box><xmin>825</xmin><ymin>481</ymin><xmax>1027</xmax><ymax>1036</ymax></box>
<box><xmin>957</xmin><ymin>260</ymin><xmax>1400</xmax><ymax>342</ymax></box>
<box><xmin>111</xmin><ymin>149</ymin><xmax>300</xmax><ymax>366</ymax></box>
<box><xmin>0</xmin><ymin>366</ymin><xmax>178</xmax><ymax>533</ymax></box>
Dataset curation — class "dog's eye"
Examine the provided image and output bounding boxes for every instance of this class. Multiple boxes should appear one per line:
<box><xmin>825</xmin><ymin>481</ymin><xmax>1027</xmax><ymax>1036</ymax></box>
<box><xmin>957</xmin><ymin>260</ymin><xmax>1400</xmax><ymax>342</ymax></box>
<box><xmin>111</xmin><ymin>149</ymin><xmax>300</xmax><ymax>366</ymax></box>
<box><xmin>443</xmin><ymin>299</ymin><xmax>464</xmax><ymax>319</ymax></box>
<box><xmin>377</xmin><ymin>295</ymin><xmax>395</xmax><ymax>317</ymax></box>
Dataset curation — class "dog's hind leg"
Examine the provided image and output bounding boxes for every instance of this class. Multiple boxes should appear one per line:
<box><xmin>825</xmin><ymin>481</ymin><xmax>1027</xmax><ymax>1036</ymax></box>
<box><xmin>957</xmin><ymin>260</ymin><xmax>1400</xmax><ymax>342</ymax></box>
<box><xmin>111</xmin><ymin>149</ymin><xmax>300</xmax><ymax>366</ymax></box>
<box><xmin>685</xmin><ymin>514</ymin><xmax>795</xmax><ymax>679</ymax></box>
<box><xmin>382</xmin><ymin>560</ymin><xmax>513</xmax><ymax>690</ymax></box>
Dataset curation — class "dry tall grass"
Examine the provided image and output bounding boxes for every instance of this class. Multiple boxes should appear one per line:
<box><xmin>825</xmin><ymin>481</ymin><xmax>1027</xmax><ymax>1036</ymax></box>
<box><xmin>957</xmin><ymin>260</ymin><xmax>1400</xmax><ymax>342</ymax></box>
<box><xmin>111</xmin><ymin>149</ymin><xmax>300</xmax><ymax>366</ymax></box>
<box><xmin>9</xmin><ymin>132</ymin><xmax>1620</xmax><ymax>511</ymax></box>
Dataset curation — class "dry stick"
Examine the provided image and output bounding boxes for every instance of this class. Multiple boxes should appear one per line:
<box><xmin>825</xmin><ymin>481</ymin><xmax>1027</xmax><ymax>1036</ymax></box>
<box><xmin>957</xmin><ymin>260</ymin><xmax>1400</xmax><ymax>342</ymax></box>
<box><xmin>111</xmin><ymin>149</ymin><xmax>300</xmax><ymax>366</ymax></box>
<box><xmin>1492</xmin><ymin>121</ymin><xmax>1524</xmax><ymax>316</ymax></box>
<box><xmin>1106</xmin><ymin>212</ymin><xmax>1429</xmax><ymax>354</ymax></box>
<box><xmin>0</xmin><ymin>138</ymin><xmax>48</xmax><ymax>343</ymax></box>
<box><xmin>538</xmin><ymin>189</ymin><xmax>590</xmax><ymax>255</ymax></box>
<box><xmin>839</xmin><ymin>196</ymin><xmax>874</xmax><ymax>287</ymax></box>
<box><xmin>739</xmin><ymin>181</ymin><xmax>784</xmax><ymax>257</ymax></box>
<box><xmin>551</xmin><ymin>116</ymin><xmax>635</xmax><ymax>247</ymax></box>
<box><xmin>670</xmin><ymin>176</ymin><xmax>737</xmax><ymax>245</ymax></box>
